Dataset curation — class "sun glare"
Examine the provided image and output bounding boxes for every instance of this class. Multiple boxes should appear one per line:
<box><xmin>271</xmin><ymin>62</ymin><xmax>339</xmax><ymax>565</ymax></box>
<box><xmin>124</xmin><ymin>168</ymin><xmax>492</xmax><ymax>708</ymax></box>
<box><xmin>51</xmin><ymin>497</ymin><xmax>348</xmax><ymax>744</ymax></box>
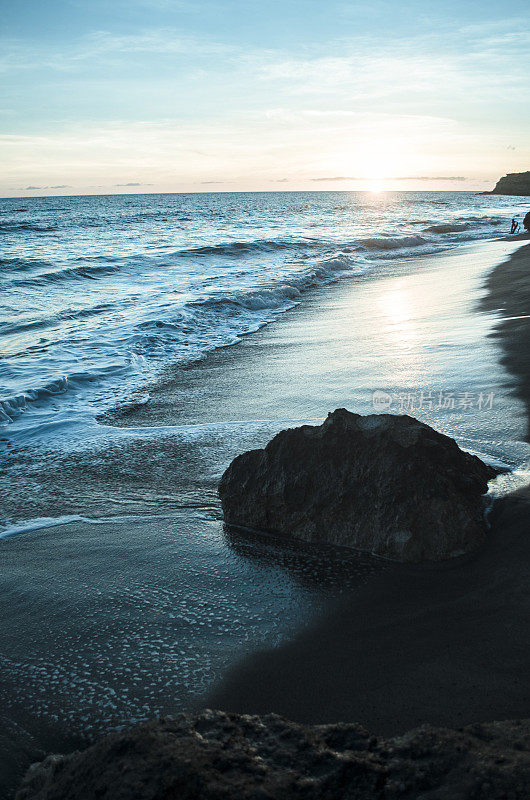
<box><xmin>368</xmin><ymin>178</ymin><xmax>386</xmax><ymax>194</ymax></box>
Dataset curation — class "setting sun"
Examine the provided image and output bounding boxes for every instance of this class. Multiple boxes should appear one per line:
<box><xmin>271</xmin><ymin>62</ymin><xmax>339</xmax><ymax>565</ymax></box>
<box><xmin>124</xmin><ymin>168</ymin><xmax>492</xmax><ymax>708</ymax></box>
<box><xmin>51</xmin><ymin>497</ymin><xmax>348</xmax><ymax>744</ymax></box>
<box><xmin>368</xmin><ymin>178</ymin><xmax>387</xmax><ymax>193</ymax></box>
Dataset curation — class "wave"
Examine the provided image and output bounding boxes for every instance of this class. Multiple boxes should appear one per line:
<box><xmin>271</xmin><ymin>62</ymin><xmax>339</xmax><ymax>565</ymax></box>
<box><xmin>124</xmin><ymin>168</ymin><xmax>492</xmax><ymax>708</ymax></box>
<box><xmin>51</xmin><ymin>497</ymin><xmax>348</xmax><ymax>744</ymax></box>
<box><xmin>462</xmin><ymin>215</ymin><xmax>506</xmax><ymax>226</ymax></box>
<box><xmin>188</xmin><ymin>284</ymin><xmax>303</xmax><ymax>314</ymax></box>
<box><xmin>0</xmin><ymin>257</ymin><xmax>54</xmax><ymax>275</ymax></box>
<box><xmin>2</xmin><ymin>208</ymin><xmax>236</xmax><ymax>232</ymax></box>
<box><xmin>180</xmin><ymin>237</ymin><xmax>321</xmax><ymax>258</ymax></box>
<box><xmin>1</xmin><ymin>252</ymin><xmax>362</xmax><ymax>420</ymax></box>
<box><xmin>124</xmin><ymin>210</ymin><xmax>194</xmax><ymax>224</ymax></box>
<box><xmin>0</xmin><ymin>377</ymin><xmax>70</xmax><ymax>423</ymax></box>
<box><xmin>0</xmin><ymin>302</ymin><xmax>118</xmax><ymax>336</ymax></box>
<box><xmin>73</xmin><ymin>254</ymin><xmax>121</xmax><ymax>263</ymax></box>
<box><xmin>0</xmin><ymin>368</ymin><xmax>123</xmax><ymax>424</ymax></box>
<box><xmin>424</xmin><ymin>223</ymin><xmax>472</xmax><ymax>234</ymax></box>
<box><xmin>131</xmin><ymin>286</ymin><xmax>326</xmax><ymax>347</ymax></box>
<box><xmin>9</xmin><ymin>263</ymin><xmax>123</xmax><ymax>287</ymax></box>
<box><xmin>424</xmin><ymin>216</ymin><xmax>508</xmax><ymax>235</ymax></box>
<box><xmin>0</xmin><ymin>515</ymin><xmax>101</xmax><ymax>539</ymax></box>
<box><xmin>411</xmin><ymin>199</ymin><xmax>451</xmax><ymax>206</ymax></box>
<box><xmin>180</xmin><ymin>232</ymin><xmax>440</xmax><ymax>260</ymax></box>
<box><xmin>352</xmin><ymin>235</ymin><xmax>428</xmax><ymax>252</ymax></box>
<box><xmin>0</xmin><ymin>222</ymin><xmax>58</xmax><ymax>233</ymax></box>
<box><xmin>136</xmin><ymin>254</ymin><xmax>360</xmax><ymax>342</ymax></box>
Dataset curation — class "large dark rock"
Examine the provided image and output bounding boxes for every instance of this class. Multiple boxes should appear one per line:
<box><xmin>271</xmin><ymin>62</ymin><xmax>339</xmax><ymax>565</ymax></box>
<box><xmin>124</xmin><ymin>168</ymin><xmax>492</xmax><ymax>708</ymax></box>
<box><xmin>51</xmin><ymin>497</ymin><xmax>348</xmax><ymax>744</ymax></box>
<box><xmin>16</xmin><ymin>710</ymin><xmax>530</xmax><ymax>800</ymax></box>
<box><xmin>491</xmin><ymin>171</ymin><xmax>530</xmax><ymax>195</ymax></box>
<box><xmin>219</xmin><ymin>409</ymin><xmax>497</xmax><ymax>562</ymax></box>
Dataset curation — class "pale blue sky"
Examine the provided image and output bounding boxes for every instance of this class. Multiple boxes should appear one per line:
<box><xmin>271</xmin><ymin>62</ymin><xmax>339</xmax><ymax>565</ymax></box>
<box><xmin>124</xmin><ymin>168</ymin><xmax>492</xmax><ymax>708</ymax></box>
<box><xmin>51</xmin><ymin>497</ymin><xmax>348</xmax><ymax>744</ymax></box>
<box><xmin>1</xmin><ymin>0</ymin><xmax>529</xmax><ymax>195</ymax></box>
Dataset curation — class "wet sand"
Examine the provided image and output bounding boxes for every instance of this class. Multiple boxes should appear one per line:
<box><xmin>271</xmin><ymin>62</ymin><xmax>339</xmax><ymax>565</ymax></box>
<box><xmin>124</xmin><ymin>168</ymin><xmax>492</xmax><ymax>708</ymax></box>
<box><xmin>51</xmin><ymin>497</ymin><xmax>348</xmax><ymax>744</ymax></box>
<box><xmin>206</xmin><ymin>243</ymin><xmax>530</xmax><ymax>733</ymax></box>
<box><xmin>207</xmin><ymin>487</ymin><xmax>530</xmax><ymax>734</ymax></box>
<box><xmin>482</xmin><ymin>241</ymin><xmax>530</xmax><ymax>439</ymax></box>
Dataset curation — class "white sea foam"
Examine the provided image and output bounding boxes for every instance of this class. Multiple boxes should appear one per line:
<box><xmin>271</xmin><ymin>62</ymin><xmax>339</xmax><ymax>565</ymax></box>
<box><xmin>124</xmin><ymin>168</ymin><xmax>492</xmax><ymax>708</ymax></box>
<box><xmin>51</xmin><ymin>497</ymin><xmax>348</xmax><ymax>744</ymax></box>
<box><xmin>0</xmin><ymin>515</ymin><xmax>102</xmax><ymax>538</ymax></box>
<box><xmin>0</xmin><ymin>513</ymin><xmax>177</xmax><ymax>539</ymax></box>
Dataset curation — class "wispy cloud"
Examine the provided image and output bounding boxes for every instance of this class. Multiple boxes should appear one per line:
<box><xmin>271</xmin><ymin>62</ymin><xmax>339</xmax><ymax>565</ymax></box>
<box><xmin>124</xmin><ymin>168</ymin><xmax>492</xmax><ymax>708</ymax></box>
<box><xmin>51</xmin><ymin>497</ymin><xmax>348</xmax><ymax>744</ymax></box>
<box><xmin>23</xmin><ymin>183</ymin><xmax>73</xmax><ymax>189</ymax></box>
<box><xmin>311</xmin><ymin>175</ymin><xmax>467</xmax><ymax>182</ymax></box>
<box><xmin>256</xmin><ymin>19</ymin><xmax>529</xmax><ymax>106</ymax></box>
<box><xmin>1</xmin><ymin>11</ymin><xmax>529</xmax><ymax>194</ymax></box>
<box><xmin>94</xmin><ymin>0</ymin><xmax>203</xmax><ymax>10</ymax></box>
<box><xmin>395</xmin><ymin>176</ymin><xmax>467</xmax><ymax>182</ymax></box>
<box><xmin>0</xmin><ymin>28</ymin><xmax>240</xmax><ymax>74</ymax></box>
<box><xmin>311</xmin><ymin>176</ymin><xmax>357</xmax><ymax>182</ymax></box>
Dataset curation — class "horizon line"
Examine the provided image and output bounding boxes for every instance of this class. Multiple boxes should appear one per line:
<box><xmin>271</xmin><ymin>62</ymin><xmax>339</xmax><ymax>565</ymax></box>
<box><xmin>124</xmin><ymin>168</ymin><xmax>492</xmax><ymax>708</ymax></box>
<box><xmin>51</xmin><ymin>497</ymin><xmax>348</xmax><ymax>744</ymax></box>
<box><xmin>0</xmin><ymin>187</ymin><xmax>490</xmax><ymax>201</ymax></box>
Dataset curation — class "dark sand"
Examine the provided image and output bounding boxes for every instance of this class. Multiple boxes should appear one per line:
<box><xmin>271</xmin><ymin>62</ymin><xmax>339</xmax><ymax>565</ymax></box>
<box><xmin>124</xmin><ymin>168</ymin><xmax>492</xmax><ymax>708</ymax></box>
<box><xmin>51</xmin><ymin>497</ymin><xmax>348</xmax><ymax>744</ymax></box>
<box><xmin>207</xmin><ymin>489</ymin><xmax>530</xmax><ymax>734</ymax></box>
<box><xmin>482</xmin><ymin>241</ymin><xmax>530</xmax><ymax>439</ymax></box>
<box><xmin>206</xmin><ymin>244</ymin><xmax>530</xmax><ymax>735</ymax></box>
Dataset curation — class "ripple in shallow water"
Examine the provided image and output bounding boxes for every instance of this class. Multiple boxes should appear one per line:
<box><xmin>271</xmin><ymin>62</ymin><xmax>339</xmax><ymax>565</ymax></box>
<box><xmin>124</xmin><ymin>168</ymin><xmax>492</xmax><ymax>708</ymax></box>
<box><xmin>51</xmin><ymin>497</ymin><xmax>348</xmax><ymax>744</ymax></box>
<box><xmin>0</xmin><ymin>511</ymin><xmax>386</xmax><ymax>742</ymax></box>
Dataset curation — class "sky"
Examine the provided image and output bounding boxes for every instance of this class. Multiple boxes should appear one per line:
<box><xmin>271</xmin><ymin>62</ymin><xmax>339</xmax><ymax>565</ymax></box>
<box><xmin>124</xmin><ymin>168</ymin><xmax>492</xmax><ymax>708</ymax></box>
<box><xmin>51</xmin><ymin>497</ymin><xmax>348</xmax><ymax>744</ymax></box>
<box><xmin>1</xmin><ymin>0</ymin><xmax>529</xmax><ymax>196</ymax></box>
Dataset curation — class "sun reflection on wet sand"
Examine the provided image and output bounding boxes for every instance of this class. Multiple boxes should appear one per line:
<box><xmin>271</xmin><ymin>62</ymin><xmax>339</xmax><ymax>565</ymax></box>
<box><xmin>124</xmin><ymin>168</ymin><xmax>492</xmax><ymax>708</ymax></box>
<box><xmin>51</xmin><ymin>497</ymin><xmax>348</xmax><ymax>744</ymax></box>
<box><xmin>375</xmin><ymin>281</ymin><xmax>420</xmax><ymax>385</ymax></box>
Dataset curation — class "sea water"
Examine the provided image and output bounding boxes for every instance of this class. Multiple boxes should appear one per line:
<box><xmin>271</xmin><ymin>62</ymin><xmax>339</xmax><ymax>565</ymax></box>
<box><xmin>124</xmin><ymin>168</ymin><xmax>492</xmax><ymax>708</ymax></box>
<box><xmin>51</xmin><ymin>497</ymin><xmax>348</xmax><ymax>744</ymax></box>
<box><xmin>1</xmin><ymin>190</ymin><xmax>526</xmax><ymax>445</ymax></box>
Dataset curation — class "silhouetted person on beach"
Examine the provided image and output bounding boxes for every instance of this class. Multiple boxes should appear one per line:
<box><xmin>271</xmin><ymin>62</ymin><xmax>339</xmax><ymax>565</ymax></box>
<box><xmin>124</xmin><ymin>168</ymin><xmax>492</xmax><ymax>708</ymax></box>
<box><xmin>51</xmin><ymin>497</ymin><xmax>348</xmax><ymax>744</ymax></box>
<box><xmin>524</xmin><ymin>212</ymin><xmax>530</xmax><ymax>233</ymax></box>
<box><xmin>510</xmin><ymin>218</ymin><xmax>519</xmax><ymax>234</ymax></box>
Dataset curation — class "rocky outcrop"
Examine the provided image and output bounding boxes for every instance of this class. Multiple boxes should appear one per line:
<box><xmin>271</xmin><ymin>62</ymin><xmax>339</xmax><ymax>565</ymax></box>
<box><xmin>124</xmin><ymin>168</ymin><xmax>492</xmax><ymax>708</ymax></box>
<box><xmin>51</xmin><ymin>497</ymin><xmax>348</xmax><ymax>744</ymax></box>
<box><xmin>218</xmin><ymin>410</ymin><xmax>497</xmax><ymax>562</ymax></box>
<box><xmin>16</xmin><ymin>710</ymin><xmax>530</xmax><ymax>800</ymax></box>
<box><xmin>491</xmin><ymin>171</ymin><xmax>530</xmax><ymax>195</ymax></box>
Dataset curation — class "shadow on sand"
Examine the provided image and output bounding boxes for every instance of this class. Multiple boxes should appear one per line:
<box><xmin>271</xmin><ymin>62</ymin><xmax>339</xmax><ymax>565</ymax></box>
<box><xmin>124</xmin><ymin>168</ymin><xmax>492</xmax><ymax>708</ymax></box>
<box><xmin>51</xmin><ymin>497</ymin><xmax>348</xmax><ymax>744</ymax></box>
<box><xmin>207</xmin><ymin>489</ymin><xmax>530</xmax><ymax>737</ymax></box>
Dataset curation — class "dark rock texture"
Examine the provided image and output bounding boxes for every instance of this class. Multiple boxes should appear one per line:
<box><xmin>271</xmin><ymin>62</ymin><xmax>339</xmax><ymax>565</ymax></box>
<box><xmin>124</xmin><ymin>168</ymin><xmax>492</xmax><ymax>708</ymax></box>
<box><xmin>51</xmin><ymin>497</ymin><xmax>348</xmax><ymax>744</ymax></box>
<box><xmin>16</xmin><ymin>710</ymin><xmax>530</xmax><ymax>800</ymax></box>
<box><xmin>491</xmin><ymin>171</ymin><xmax>530</xmax><ymax>195</ymax></box>
<box><xmin>219</xmin><ymin>409</ymin><xmax>497</xmax><ymax>562</ymax></box>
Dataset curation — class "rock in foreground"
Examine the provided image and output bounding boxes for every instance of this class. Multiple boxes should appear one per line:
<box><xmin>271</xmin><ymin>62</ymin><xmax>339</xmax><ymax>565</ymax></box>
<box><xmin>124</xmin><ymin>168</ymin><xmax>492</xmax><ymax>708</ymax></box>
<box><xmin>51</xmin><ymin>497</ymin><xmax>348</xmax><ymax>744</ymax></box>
<box><xmin>16</xmin><ymin>710</ymin><xmax>529</xmax><ymax>800</ymax></box>
<box><xmin>219</xmin><ymin>409</ymin><xmax>497</xmax><ymax>562</ymax></box>
<box><xmin>491</xmin><ymin>171</ymin><xmax>530</xmax><ymax>195</ymax></box>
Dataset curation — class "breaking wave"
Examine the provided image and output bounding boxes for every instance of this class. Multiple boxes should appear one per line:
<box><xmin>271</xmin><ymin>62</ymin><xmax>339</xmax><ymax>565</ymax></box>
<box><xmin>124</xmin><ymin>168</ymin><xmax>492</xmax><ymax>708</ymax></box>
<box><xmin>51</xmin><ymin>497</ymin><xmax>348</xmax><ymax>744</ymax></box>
<box><xmin>0</xmin><ymin>377</ymin><xmax>70</xmax><ymax>423</ymax></box>
<box><xmin>0</xmin><ymin>369</ymin><xmax>124</xmax><ymax>425</ymax></box>
<box><xmin>353</xmin><ymin>235</ymin><xmax>428</xmax><ymax>251</ymax></box>
<box><xmin>9</xmin><ymin>263</ymin><xmax>124</xmax><ymax>287</ymax></box>
<box><xmin>425</xmin><ymin>223</ymin><xmax>472</xmax><ymax>234</ymax></box>
<box><xmin>180</xmin><ymin>237</ymin><xmax>322</xmax><ymax>258</ymax></box>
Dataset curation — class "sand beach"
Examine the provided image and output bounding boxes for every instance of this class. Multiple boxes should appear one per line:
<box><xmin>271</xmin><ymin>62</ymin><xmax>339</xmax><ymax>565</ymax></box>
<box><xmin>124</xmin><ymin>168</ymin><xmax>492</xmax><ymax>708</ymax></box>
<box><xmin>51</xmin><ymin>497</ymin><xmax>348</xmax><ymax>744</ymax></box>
<box><xmin>2</xmin><ymin>236</ymin><xmax>530</xmax><ymax>796</ymax></box>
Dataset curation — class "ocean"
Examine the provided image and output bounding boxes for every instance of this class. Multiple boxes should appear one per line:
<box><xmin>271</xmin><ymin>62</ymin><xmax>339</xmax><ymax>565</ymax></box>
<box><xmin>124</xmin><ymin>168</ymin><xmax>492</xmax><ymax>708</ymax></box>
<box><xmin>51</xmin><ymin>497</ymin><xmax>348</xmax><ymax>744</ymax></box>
<box><xmin>1</xmin><ymin>190</ymin><xmax>526</xmax><ymax>459</ymax></box>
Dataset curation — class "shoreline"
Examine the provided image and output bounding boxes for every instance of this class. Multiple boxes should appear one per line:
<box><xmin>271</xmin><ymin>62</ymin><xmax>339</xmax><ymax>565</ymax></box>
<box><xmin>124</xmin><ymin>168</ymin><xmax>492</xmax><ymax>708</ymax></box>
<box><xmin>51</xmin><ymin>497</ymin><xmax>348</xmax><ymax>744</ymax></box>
<box><xmin>6</xmin><ymin>236</ymin><xmax>527</xmax><ymax>532</ymax></box>
<box><xmin>3</xmin><ymin>237</ymin><xmax>530</xmax><ymax>797</ymax></box>
<box><xmin>5</xmin><ymin>238</ymin><xmax>529</xmax><ymax>532</ymax></box>
<box><xmin>97</xmin><ymin>238</ymin><xmax>527</xmax><ymax>440</ymax></box>
<box><xmin>102</xmin><ymin>236</ymin><xmax>526</xmax><ymax>429</ymax></box>
<box><xmin>203</xmin><ymin>242</ymin><xmax>530</xmax><ymax>732</ymax></box>
<box><xmin>481</xmin><ymin>241</ymin><xmax>530</xmax><ymax>439</ymax></box>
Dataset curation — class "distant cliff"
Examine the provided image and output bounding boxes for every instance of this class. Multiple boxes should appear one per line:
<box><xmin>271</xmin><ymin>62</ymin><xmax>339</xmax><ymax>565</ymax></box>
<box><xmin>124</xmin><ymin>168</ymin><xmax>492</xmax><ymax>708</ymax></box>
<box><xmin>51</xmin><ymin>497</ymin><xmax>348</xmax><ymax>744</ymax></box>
<box><xmin>491</xmin><ymin>172</ymin><xmax>530</xmax><ymax>195</ymax></box>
